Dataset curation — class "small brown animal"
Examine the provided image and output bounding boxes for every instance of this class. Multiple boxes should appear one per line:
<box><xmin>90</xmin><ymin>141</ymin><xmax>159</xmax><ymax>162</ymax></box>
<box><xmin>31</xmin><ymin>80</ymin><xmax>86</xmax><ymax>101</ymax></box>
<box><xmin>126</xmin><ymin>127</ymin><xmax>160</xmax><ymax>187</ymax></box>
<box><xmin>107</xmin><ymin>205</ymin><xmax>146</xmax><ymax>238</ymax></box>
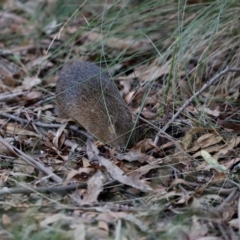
<box><xmin>56</xmin><ymin>62</ymin><xmax>133</xmax><ymax>148</ymax></box>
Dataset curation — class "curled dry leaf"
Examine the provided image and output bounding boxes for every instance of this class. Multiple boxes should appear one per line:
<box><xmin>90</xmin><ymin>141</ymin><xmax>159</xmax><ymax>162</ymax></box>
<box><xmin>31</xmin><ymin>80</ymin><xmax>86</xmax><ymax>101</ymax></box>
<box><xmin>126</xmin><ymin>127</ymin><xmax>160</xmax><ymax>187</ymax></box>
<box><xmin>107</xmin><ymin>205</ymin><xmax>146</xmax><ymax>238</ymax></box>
<box><xmin>22</xmin><ymin>76</ymin><xmax>42</xmax><ymax>90</ymax></box>
<box><xmin>128</xmin><ymin>164</ymin><xmax>158</xmax><ymax>181</ymax></box>
<box><xmin>117</xmin><ymin>138</ymin><xmax>156</xmax><ymax>163</ymax></box>
<box><xmin>98</xmin><ymin>156</ymin><xmax>152</xmax><ymax>192</ymax></box>
<box><xmin>5</xmin><ymin>123</ymin><xmax>41</xmax><ymax>138</ymax></box>
<box><xmin>183</xmin><ymin>129</ymin><xmax>222</xmax><ymax>153</ymax></box>
<box><xmin>196</xmin><ymin>133</ymin><xmax>222</xmax><ymax>149</ymax></box>
<box><xmin>65</xmin><ymin>168</ymin><xmax>94</xmax><ymax>183</ymax></box>
<box><xmin>53</xmin><ymin>122</ymin><xmax>68</xmax><ymax>149</ymax></box>
<box><xmin>79</xmin><ymin>170</ymin><xmax>106</xmax><ymax>205</ymax></box>
<box><xmin>22</xmin><ymin>91</ymin><xmax>42</xmax><ymax>103</ymax></box>
<box><xmin>182</xmin><ymin>127</ymin><xmax>207</xmax><ymax>150</ymax></box>
<box><xmin>193</xmin><ymin>136</ymin><xmax>240</xmax><ymax>160</ymax></box>
<box><xmin>86</xmin><ymin>139</ymin><xmax>100</xmax><ymax>161</ymax></box>
<box><xmin>213</xmin><ymin>136</ymin><xmax>240</xmax><ymax>159</ymax></box>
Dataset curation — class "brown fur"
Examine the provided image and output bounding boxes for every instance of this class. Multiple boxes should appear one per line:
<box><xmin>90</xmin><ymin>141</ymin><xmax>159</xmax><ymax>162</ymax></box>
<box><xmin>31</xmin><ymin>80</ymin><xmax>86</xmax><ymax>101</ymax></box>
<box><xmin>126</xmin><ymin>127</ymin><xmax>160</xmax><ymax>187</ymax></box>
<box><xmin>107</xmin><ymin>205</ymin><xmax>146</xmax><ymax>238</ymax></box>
<box><xmin>56</xmin><ymin>62</ymin><xmax>133</xmax><ymax>148</ymax></box>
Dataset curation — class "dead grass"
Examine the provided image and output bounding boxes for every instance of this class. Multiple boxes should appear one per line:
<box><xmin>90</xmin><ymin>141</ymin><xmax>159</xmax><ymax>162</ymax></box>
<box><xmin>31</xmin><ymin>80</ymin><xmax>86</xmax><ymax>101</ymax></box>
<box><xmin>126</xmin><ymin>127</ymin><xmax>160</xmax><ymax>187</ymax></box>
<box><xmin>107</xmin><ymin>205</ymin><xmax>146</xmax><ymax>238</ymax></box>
<box><xmin>0</xmin><ymin>0</ymin><xmax>240</xmax><ymax>239</ymax></box>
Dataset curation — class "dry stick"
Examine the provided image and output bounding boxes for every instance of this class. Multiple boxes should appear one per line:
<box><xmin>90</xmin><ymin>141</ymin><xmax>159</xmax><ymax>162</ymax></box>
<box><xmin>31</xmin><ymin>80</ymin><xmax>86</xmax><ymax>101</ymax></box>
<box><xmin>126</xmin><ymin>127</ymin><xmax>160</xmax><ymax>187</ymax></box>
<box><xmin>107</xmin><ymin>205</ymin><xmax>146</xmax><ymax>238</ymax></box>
<box><xmin>0</xmin><ymin>112</ymin><xmax>61</xmax><ymax>128</ymax></box>
<box><xmin>0</xmin><ymin>183</ymin><xmax>87</xmax><ymax>196</ymax></box>
<box><xmin>217</xmin><ymin>188</ymin><xmax>238</xmax><ymax>211</ymax></box>
<box><xmin>0</xmin><ymin>136</ymin><xmax>63</xmax><ymax>183</ymax></box>
<box><xmin>0</xmin><ymin>92</ymin><xmax>25</xmax><ymax>102</ymax></box>
<box><xmin>0</xmin><ymin>112</ymin><xmax>90</xmax><ymax>138</ymax></box>
<box><xmin>154</xmin><ymin>67</ymin><xmax>240</xmax><ymax>145</ymax></box>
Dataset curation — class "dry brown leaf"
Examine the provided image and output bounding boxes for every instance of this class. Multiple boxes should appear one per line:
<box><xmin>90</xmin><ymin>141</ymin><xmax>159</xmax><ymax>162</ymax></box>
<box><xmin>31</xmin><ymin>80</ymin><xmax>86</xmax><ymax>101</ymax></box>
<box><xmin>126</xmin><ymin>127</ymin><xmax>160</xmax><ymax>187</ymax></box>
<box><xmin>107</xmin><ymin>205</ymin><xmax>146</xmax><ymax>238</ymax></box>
<box><xmin>82</xmin><ymin>157</ymin><xmax>91</xmax><ymax>168</ymax></box>
<box><xmin>86</xmin><ymin>139</ymin><xmax>99</xmax><ymax>161</ymax></box>
<box><xmin>116</xmin><ymin>150</ymin><xmax>144</xmax><ymax>162</ymax></box>
<box><xmin>65</xmin><ymin>168</ymin><xmax>94</xmax><ymax>183</ymax></box>
<box><xmin>53</xmin><ymin>122</ymin><xmax>68</xmax><ymax>149</ymax></box>
<box><xmin>82</xmin><ymin>31</ymin><xmax>149</xmax><ymax>53</ymax></box>
<box><xmin>5</xmin><ymin>123</ymin><xmax>41</xmax><ymax>138</ymax></box>
<box><xmin>80</xmin><ymin>170</ymin><xmax>106</xmax><ymax>205</ymax></box>
<box><xmin>117</xmin><ymin>57</ymin><xmax>171</xmax><ymax>83</ymax></box>
<box><xmin>98</xmin><ymin>156</ymin><xmax>152</xmax><ymax>192</ymax></box>
<box><xmin>22</xmin><ymin>91</ymin><xmax>42</xmax><ymax>103</ymax></box>
<box><xmin>193</xmin><ymin>136</ymin><xmax>240</xmax><ymax>159</ymax></box>
<box><xmin>22</xmin><ymin>76</ymin><xmax>42</xmax><ymax>90</ymax></box>
<box><xmin>182</xmin><ymin>127</ymin><xmax>207</xmax><ymax>150</ymax></box>
<box><xmin>196</xmin><ymin>133</ymin><xmax>222</xmax><ymax>149</ymax></box>
<box><xmin>213</xmin><ymin>136</ymin><xmax>240</xmax><ymax>159</ymax></box>
<box><xmin>128</xmin><ymin>164</ymin><xmax>159</xmax><ymax>181</ymax></box>
<box><xmin>98</xmin><ymin>220</ymin><xmax>109</xmax><ymax>232</ymax></box>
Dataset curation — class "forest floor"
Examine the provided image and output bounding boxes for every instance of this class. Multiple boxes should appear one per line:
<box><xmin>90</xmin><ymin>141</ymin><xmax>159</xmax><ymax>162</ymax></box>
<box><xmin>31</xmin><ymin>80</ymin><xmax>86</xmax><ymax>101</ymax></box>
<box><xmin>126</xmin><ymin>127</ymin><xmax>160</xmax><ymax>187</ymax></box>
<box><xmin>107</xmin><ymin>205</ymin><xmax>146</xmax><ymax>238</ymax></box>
<box><xmin>0</xmin><ymin>0</ymin><xmax>240</xmax><ymax>239</ymax></box>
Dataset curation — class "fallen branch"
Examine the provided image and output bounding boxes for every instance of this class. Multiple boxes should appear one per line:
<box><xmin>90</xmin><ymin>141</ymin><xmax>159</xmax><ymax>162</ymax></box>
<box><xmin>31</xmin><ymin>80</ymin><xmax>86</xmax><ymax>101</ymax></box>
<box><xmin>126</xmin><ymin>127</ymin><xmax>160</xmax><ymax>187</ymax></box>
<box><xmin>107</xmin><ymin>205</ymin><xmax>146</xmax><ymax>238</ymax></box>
<box><xmin>154</xmin><ymin>67</ymin><xmax>240</xmax><ymax>145</ymax></box>
<box><xmin>0</xmin><ymin>183</ymin><xmax>87</xmax><ymax>196</ymax></box>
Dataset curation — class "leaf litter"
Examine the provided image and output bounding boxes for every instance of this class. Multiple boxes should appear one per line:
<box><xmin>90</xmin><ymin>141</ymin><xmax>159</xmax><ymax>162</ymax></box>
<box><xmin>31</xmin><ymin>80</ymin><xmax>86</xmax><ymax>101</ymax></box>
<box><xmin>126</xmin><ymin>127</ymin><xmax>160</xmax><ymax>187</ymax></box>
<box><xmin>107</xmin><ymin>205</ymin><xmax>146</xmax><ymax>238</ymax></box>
<box><xmin>0</xmin><ymin>0</ymin><xmax>240</xmax><ymax>239</ymax></box>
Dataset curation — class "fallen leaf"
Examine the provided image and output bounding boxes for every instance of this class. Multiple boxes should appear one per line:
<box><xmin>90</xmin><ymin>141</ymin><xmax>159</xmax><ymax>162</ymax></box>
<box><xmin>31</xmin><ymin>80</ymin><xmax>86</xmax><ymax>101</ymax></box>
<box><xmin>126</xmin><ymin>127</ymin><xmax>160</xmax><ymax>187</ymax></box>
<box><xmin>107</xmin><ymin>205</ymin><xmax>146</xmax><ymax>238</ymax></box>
<box><xmin>22</xmin><ymin>76</ymin><xmax>41</xmax><ymax>90</ymax></box>
<box><xmin>201</xmin><ymin>150</ymin><xmax>228</xmax><ymax>173</ymax></box>
<box><xmin>5</xmin><ymin>123</ymin><xmax>41</xmax><ymax>138</ymax></box>
<box><xmin>98</xmin><ymin>156</ymin><xmax>152</xmax><ymax>192</ymax></box>
<box><xmin>80</xmin><ymin>170</ymin><xmax>106</xmax><ymax>205</ymax></box>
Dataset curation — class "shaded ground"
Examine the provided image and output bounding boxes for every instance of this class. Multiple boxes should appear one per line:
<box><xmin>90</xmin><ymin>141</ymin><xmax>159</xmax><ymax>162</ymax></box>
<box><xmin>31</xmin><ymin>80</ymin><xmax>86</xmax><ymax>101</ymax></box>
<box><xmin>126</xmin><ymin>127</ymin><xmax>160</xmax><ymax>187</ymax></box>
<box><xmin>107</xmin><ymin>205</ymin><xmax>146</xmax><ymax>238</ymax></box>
<box><xmin>0</xmin><ymin>0</ymin><xmax>240</xmax><ymax>239</ymax></box>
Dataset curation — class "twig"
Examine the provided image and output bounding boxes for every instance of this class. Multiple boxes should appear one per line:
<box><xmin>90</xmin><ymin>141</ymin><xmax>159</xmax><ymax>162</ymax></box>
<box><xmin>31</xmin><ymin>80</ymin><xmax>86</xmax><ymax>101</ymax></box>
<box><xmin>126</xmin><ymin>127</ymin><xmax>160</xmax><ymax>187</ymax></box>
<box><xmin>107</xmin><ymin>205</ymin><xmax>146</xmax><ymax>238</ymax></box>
<box><xmin>0</xmin><ymin>112</ymin><xmax>61</xmax><ymax>128</ymax></box>
<box><xmin>0</xmin><ymin>183</ymin><xmax>87</xmax><ymax>196</ymax></box>
<box><xmin>0</xmin><ymin>112</ymin><xmax>90</xmax><ymax>138</ymax></box>
<box><xmin>0</xmin><ymin>136</ymin><xmax>63</xmax><ymax>183</ymax></box>
<box><xmin>154</xmin><ymin>67</ymin><xmax>240</xmax><ymax>145</ymax></box>
<box><xmin>0</xmin><ymin>92</ymin><xmax>25</xmax><ymax>102</ymax></box>
<box><xmin>217</xmin><ymin>188</ymin><xmax>238</xmax><ymax>211</ymax></box>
